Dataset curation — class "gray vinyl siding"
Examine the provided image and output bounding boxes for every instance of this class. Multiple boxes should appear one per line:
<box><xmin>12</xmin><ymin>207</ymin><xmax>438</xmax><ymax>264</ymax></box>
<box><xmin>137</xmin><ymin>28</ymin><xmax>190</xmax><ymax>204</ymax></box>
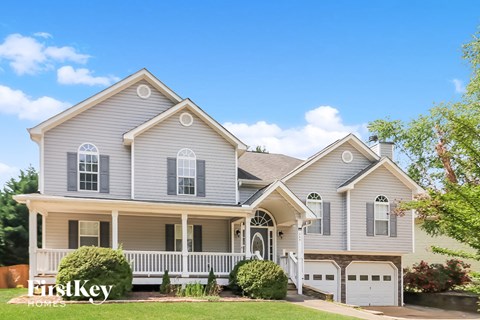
<box><xmin>134</xmin><ymin>110</ymin><xmax>236</xmax><ymax>204</ymax></box>
<box><xmin>285</xmin><ymin>142</ymin><xmax>373</xmax><ymax>251</ymax></box>
<box><xmin>45</xmin><ymin>212</ymin><xmax>112</xmax><ymax>249</ymax></box>
<box><xmin>43</xmin><ymin>80</ymin><xmax>175</xmax><ymax>199</ymax></box>
<box><xmin>404</xmin><ymin>224</ymin><xmax>480</xmax><ymax>271</ymax></box>
<box><xmin>239</xmin><ymin>186</ymin><xmax>260</xmax><ymax>203</ymax></box>
<box><xmin>45</xmin><ymin>212</ymin><xmax>230</xmax><ymax>252</ymax></box>
<box><xmin>350</xmin><ymin>166</ymin><xmax>413</xmax><ymax>253</ymax></box>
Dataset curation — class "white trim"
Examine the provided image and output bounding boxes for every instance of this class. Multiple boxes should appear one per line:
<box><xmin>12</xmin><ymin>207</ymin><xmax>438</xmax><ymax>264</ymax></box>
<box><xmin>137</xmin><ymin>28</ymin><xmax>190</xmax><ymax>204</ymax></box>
<box><xmin>374</xmin><ymin>195</ymin><xmax>390</xmax><ymax>237</ymax></box>
<box><xmin>179</xmin><ymin>112</ymin><xmax>193</xmax><ymax>127</ymax></box>
<box><xmin>123</xmin><ymin>99</ymin><xmax>247</xmax><ymax>154</ymax></box>
<box><xmin>39</xmin><ymin>135</ymin><xmax>44</xmax><ymax>194</ymax></box>
<box><xmin>346</xmin><ymin>190</ymin><xmax>351</xmax><ymax>251</ymax></box>
<box><xmin>282</xmin><ymin>134</ymin><xmax>380</xmax><ymax>182</ymax></box>
<box><xmin>251</xmin><ymin>232</ymin><xmax>265</xmax><ymax>258</ymax></box>
<box><xmin>230</xmin><ymin>222</ymin><xmax>235</xmax><ymax>253</ymax></box>
<box><xmin>401</xmin><ymin>256</ymin><xmax>404</xmax><ymax>306</ymax></box>
<box><xmin>246</xmin><ymin>180</ymin><xmax>316</xmax><ymax>220</ymax></box>
<box><xmin>78</xmin><ymin>220</ymin><xmax>100</xmax><ymax>247</ymax></box>
<box><xmin>77</xmin><ymin>143</ymin><xmax>100</xmax><ymax>193</ymax></box>
<box><xmin>337</xmin><ymin>157</ymin><xmax>425</xmax><ymax>194</ymax></box>
<box><xmin>131</xmin><ymin>142</ymin><xmax>135</xmax><ymax>199</ymax></box>
<box><xmin>176</xmin><ymin>148</ymin><xmax>196</xmax><ymax>196</ymax></box>
<box><xmin>244</xmin><ymin>216</ymin><xmax>251</xmax><ymax>259</ymax></box>
<box><xmin>251</xmin><ymin>208</ymin><xmax>277</xmax><ymax>262</ymax></box>
<box><xmin>235</xmin><ymin>149</ymin><xmax>239</xmax><ymax>204</ymax></box>
<box><xmin>136</xmin><ymin>84</ymin><xmax>151</xmax><ymax>99</ymax></box>
<box><xmin>304</xmin><ymin>250</ymin><xmax>407</xmax><ymax>256</ymax></box>
<box><xmin>304</xmin><ymin>259</ymin><xmax>341</xmax><ymax>302</ymax></box>
<box><xmin>29</xmin><ymin>69</ymin><xmax>182</xmax><ymax>140</ymax></box>
<box><xmin>345</xmin><ymin>261</ymin><xmax>398</xmax><ymax>306</ymax></box>
<box><xmin>342</xmin><ymin>150</ymin><xmax>353</xmax><ymax>163</ymax></box>
<box><xmin>305</xmin><ymin>192</ymin><xmax>323</xmax><ymax>235</ymax></box>
<box><xmin>41</xmin><ymin>214</ymin><xmax>46</xmax><ymax>249</ymax></box>
<box><xmin>112</xmin><ymin>210</ymin><xmax>119</xmax><ymax>249</ymax></box>
<box><xmin>29</xmin><ymin>210</ymin><xmax>37</xmax><ymax>279</ymax></box>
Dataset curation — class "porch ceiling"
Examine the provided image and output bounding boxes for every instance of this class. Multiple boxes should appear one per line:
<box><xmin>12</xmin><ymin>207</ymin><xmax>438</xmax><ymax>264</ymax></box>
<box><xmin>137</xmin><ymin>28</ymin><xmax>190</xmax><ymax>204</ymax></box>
<box><xmin>255</xmin><ymin>191</ymin><xmax>300</xmax><ymax>227</ymax></box>
<box><xmin>14</xmin><ymin>194</ymin><xmax>251</xmax><ymax>218</ymax></box>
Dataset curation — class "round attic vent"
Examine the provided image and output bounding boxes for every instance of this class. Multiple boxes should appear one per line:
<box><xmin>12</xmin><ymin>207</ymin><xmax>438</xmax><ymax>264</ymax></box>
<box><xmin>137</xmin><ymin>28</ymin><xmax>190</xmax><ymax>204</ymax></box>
<box><xmin>137</xmin><ymin>84</ymin><xmax>151</xmax><ymax>99</ymax></box>
<box><xmin>179</xmin><ymin>112</ymin><xmax>194</xmax><ymax>127</ymax></box>
<box><xmin>342</xmin><ymin>150</ymin><xmax>353</xmax><ymax>163</ymax></box>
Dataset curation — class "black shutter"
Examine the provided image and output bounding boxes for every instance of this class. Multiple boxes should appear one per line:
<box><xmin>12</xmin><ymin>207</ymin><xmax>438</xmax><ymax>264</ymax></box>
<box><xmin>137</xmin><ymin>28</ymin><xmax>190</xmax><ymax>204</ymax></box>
<box><xmin>390</xmin><ymin>203</ymin><xmax>397</xmax><ymax>237</ymax></box>
<box><xmin>323</xmin><ymin>202</ymin><xmax>331</xmax><ymax>235</ymax></box>
<box><xmin>165</xmin><ymin>224</ymin><xmax>175</xmax><ymax>251</ymax></box>
<box><xmin>68</xmin><ymin>220</ymin><xmax>79</xmax><ymax>249</ymax></box>
<box><xmin>193</xmin><ymin>225</ymin><xmax>202</xmax><ymax>252</ymax></box>
<box><xmin>99</xmin><ymin>155</ymin><xmax>110</xmax><ymax>193</ymax></box>
<box><xmin>67</xmin><ymin>152</ymin><xmax>77</xmax><ymax>191</ymax></box>
<box><xmin>167</xmin><ymin>158</ymin><xmax>177</xmax><ymax>195</ymax></box>
<box><xmin>100</xmin><ymin>222</ymin><xmax>110</xmax><ymax>247</ymax></box>
<box><xmin>366</xmin><ymin>202</ymin><xmax>375</xmax><ymax>236</ymax></box>
<box><xmin>196</xmin><ymin>160</ymin><xmax>206</xmax><ymax>197</ymax></box>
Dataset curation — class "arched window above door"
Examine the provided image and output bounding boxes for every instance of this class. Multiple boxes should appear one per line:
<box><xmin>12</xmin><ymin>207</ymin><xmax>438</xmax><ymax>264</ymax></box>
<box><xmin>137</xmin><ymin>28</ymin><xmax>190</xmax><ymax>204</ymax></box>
<box><xmin>251</xmin><ymin>210</ymin><xmax>274</xmax><ymax>227</ymax></box>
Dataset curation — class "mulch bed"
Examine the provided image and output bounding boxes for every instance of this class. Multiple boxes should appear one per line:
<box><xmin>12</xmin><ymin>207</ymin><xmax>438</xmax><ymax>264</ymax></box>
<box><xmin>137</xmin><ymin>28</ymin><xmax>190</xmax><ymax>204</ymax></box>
<box><xmin>8</xmin><ymin>290</ymin><xmax>255</xmax><ymax>304</ymax></box>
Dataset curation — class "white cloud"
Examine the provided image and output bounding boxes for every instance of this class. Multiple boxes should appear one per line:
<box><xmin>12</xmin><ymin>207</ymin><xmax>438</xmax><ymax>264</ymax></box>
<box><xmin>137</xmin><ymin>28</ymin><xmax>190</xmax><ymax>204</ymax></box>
<box><xmin>452</xmin><ymin>78</ymin><xmax>467</xmax><ymax>94</ymax></box>
<box><xmin>33</xmin><ymin>32</ymin><xmax>52</xmax><ymax>39</ymax></box>
<box><xmin>224</xmin><ymin>106</ymin><xmax>366</xmax><ymax>159</ymax></box>
<box><xmin>0</xmin><ymin>33</ymin><xmax>90</xmax><ymax>75</ymax></box>
<box><xmin>0</xmin><ymin>162</ymin><xmax>19</xmax><ymax>189</ymax></box>
<box><xmin>57</xmin><ymin>66</ymin><xmax>120</xmax><ymax>86</ymax></box>
<box><xmin>0</xmin><ymin>84</ymin><xmax>70</xmax><ymax>121</ymax></box>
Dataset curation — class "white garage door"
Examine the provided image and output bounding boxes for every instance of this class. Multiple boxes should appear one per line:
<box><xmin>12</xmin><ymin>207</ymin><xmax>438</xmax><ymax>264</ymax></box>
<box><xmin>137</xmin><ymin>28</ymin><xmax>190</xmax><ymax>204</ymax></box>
<box><xmin>346</xmin><ymin>262</ymin><xmax>396</xmax><ymax>306</ymax></box>
<box><xmin>304</xmin><ymin>261</ymin><xmax>339</xmax><ymax>301</ymax></box>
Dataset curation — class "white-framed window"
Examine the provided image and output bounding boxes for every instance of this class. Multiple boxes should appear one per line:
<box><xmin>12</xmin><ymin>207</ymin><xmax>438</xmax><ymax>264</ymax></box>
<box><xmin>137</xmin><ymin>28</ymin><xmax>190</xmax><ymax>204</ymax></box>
<box><xmin>78</xmin><ymin>143</ymin><xmax>99</xmax><ymax>191</ymax></box>
<box><xmin>306</xmin><ymin>192</ymin><xmax>322</xmax><ymax>234</ymax></box>
<box><xmin>177</xmin><ymin>148</ymin><xmax>196</xmax><ymax>195</ymax></box>
<box><xmin>374</xmin><ymin>195</ymin><xmax>390</xmax><ymax>236</ymax></box>
<box><xmin>79</xmin><ymin>221</ymin><xmax>99</xmax><ymax>246</ymax></box>
<box><xmin>174</xmin><ymin>224</ymin><xmax>193</xmax><ymax>252</ymax></box>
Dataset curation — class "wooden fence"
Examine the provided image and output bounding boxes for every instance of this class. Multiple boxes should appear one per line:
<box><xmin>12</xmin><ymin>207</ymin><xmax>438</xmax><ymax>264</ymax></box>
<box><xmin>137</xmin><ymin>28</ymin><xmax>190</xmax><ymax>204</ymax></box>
<box><xmin>0</xmin><ymin>264</ymin><xmax>29</xmax><ymax>288</ymax></box>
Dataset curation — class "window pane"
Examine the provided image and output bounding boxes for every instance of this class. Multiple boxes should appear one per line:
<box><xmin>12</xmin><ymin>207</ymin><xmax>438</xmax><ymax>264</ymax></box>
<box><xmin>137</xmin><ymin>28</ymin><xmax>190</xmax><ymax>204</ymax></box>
<box><xmin>307</xmin><ymin>219</ymin><xmax>322</xmax><ymax>234</ymax></box>
<box><xmin>80</xmin><ymin>236</ymin><xmax>98</xmax><ymax>246</ymax></box>
<box><xmin>383</xmin><ymin>275</ymin><xmax>392</xmax><ymax>281</ymax></box>
<box><xmin>372</xmin><ymin>275</ymin><xmax>380</xmax><ymax>281</ymax></box>
<box><xmin>326</xmin><ymin>275</ymin><xmax>335</xmax><ymax>281</ymax></box>
<box><xmin>313</xmin><ymin>274</ymin><xmax>322</xmax><ymax>280</ymax></box>
<box><xmin>304</xmin><ymin>274</ymin><xmax>310</xmax><ymax>280</ymax></box>
<box><xmin>375</xmin><ymin>204</ymin><xmax>389</xmax><ymax>220</ymax></box>
<box><xmin>360</xmin><ymin>275</ymin><xmax>368</xmax><ymax>281</ymax></box>
<box><xmin>80</xmin><ymin>221</ymin><xmax>99</xmax><ymax>236</ymax></box>
<box><xmin>175</xmin><ymin>239</ymin><xmax>182</xmax><ymax>251</ymax></box>
<box><xmin>348</xmin><ymin>275</ymin><xmax>356</xmax><ymax>281</ymax></box>
<box><xmin>375</xmin><ymin>221</ymin><xmax>389</xmax><ymax>235</ymax></box>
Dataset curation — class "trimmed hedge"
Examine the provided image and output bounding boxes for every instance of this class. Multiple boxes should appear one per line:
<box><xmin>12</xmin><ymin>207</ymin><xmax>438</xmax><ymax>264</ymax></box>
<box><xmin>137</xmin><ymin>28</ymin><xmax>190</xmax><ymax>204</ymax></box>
<box><xmin>56</xmin><ymin>246</ymin><xmax>132</xmax><ymax>300</ymax></box>
<box><xmin>233</xmin><ymin>260</ymin><xmax>288</xmax><ymax>299</ymax></box>
<box><xmin>228</xmin><ymin>259</ymin><xmax>253</xmax><ymax>294</ymax></box>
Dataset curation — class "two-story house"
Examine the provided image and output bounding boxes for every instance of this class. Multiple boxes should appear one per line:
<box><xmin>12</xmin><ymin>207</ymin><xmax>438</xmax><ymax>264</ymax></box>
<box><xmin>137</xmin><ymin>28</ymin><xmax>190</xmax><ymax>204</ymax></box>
<box><xmin>15</xmin><ymin>69</ymin><xmax>424</xmax><ymax>306</ymax></box>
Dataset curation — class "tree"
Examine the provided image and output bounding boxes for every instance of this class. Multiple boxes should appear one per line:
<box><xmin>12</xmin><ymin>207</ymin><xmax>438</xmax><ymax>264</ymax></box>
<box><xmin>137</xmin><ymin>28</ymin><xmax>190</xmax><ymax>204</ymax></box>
<box><xmin>368</xmin><ymin>30</ymin><xmax>480</xmax><ymax>261</ymax></box>
<box><xmin>253</xmin><ymin>146</ymin><xmax>268</xmax><ymax>153</ymax></box>
<box><xmin>0</xmin><ymin>167</ymin><xmax>39</xmax><ymax>266</ymax></box>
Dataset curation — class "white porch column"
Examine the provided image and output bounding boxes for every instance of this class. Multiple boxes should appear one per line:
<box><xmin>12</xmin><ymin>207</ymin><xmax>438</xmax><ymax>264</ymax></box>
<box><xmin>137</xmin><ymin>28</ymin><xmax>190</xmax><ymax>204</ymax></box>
<box><xmin>112</xmin><ymin>210</ymin><xmax>119</xmax><ymax>250</ymax></box>
<box><xmin>29</xmin><ymin>210</ymin><xmax>38</xmax><ymax>280</ymax></box>
<box><xmin>181</xmin><ymin>213</ymin><xmax>188</xmax><ymax>277</ymax></box>
<box><xmin>297</xmin><ymin>219</ymin><xmax>304</xmax><ymax>295</ymax></box>
<box><xmin>244</xmin><ymin>216</ymin><xmax>251</xmax><ymax>259</ymax></box>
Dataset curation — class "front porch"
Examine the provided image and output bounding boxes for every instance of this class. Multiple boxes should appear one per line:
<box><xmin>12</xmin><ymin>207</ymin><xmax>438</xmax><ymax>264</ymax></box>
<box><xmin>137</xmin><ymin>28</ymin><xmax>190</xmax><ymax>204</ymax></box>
<box><xmin>15</xmin><ymin>184</ymin><xmax>312</xmax><ymax>290</ymax></box>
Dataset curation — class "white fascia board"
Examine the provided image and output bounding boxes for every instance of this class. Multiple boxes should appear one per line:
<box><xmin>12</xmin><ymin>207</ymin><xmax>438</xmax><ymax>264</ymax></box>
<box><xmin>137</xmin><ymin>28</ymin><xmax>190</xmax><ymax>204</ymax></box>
<box><xmin>29</xmin><ymin>69</ymin><xmax>182</xmax><ymax>139</ymax></box>
<box><xmin>337</xmin><ymin>158</ymin><xmax>426</xmax><ymax>194</ymax></box>
<box><xmin>282</xmin><ymin>134</ymin><xmax>379</xmax><ymax>182</ymax></box>
<box><xmin>123</xmin><ymin>99</ymin><xmax>247</xmax><ymax>152</ymax></box>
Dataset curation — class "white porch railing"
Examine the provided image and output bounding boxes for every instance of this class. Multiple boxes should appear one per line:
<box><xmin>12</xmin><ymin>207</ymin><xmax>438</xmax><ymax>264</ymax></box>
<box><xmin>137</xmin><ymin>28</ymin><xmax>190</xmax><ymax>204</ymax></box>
<box><xmin>124</xmin><ymin>250</ymin><xmax>183</xmax><ymax>275</ymax></box>
<box><xmin>285</xmin><ymin>252</ymin><xmax>298</xmax><ymax>287</ymax></box>
<box><xmin>36</xmin><ymin>249</ymin><xmax>246</xmax><ymax>277</ymax></box>
<box><xmin>187</xmin><ymin>252</ymin><xmax>245</xmax><ymax>275</ymax></box>
<box><xmin>37</xmin><ymin>249</ymin><xmax>74</xmax><ymax>274</ymax></box>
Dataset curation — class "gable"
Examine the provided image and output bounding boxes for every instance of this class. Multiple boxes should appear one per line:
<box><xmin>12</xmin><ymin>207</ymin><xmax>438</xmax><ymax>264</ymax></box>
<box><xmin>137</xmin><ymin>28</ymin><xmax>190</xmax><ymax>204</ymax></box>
<box><xmin>29</xmin><ymin>69</ymin><xmax>182</xmax><ymax>141</ymax></box>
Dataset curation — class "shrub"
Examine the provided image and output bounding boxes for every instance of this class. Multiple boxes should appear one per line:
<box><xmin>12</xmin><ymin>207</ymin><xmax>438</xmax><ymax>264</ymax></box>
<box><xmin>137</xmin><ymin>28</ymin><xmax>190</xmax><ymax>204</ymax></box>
<box><xmin>228</xmin><ymin>259</ymin><xmax>253</xmax><ymax>294</ymax></box>
<box><xmin>160</xmin><ymin>270</ymin><xmax>172</xmax><ymax>294</ymax></box>
<box><xmin>56</xmin><ymin>247</ymin><xmax>132</xmax><ymax>300</ymax></box>
<box><xmin>404</xmin><ymin>259</ymin><xmax>471</xmax><ymax>293</ymax></box>
<box><xmin>176</xmin><ymin>282</ymin><xmax>205</xmax><ymax>297</ymax></box>
<box><xmin>235</xmin><ymin>260</ymin><xmax>288</xmax><ymax>299</ymax></box>
<box><xmin>205</xmin><ymin>268</ymin><xmax>220</xmax><ymax>296</ymax></box>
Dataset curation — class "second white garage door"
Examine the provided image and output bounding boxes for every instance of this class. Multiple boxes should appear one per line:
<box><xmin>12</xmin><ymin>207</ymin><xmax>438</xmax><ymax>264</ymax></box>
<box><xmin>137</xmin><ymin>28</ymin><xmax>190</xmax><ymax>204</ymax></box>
<box><xmin>304</xmin><ymin>261</ymin><xmax>340</xmax><ymax>301</ymax></box>
<box><xmin>346</xmin><ymin>262</ymin><xmax>396</xmax><ymax>306</ymax></box>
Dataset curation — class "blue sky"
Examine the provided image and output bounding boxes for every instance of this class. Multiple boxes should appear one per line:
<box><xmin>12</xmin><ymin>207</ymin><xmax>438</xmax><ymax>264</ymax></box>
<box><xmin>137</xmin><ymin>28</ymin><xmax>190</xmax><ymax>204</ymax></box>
<box><xmin>0</xmin><ymin>0</ymin><xmax>479</xmax><ymax>186</ymax></box>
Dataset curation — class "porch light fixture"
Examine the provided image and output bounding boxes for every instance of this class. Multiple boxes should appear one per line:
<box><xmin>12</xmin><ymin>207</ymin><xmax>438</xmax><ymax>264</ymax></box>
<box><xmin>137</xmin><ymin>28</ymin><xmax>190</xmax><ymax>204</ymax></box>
<box><xmin>278</xmin><ymin>231</ymin><xmax>284</xmax><ymax>239</ymax></box>
<box><xmin>235</xmin><ymin>229</ymin><xmax>241</xmax><ymax>238</ymax></box>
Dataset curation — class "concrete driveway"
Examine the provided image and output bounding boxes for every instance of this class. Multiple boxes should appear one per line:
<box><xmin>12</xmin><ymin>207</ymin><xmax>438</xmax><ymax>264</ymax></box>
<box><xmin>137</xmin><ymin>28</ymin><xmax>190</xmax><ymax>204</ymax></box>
<box><xmin>363</xmin><ymin>304</ymin><xmax>480</xmax><ymax>319</ymax></box>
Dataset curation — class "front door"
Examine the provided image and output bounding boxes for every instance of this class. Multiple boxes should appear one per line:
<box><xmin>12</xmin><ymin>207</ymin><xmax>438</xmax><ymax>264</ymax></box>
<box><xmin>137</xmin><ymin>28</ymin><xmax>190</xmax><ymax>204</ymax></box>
<box><xmin>251</xmin><ymin>227</ymin><xmax>269</xmax><ymax>260</ymax></box>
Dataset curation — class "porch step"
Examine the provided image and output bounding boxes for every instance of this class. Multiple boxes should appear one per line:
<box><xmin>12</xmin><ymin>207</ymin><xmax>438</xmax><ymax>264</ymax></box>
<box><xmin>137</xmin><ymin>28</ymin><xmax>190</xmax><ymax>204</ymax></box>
<box><xmin>287</xmin><ymin>283</ymin><xmax>297</xmax><ymax>291</ymax></box>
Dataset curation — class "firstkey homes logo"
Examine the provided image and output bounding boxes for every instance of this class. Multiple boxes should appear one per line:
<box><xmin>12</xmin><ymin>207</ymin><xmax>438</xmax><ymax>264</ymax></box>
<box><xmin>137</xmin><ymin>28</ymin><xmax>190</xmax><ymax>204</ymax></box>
<box><xmin>28</xmin><ymin>280</ymin><xmax>114</xmax><ymax>305</ymax></box>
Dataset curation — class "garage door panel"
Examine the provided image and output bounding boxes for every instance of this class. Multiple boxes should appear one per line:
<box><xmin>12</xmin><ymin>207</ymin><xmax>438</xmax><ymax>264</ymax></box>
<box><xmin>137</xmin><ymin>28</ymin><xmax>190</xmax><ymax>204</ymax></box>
<box><xmin>346</xmin><ymin>262</ymin><xmax>396</xmax><ymax>306</ymax></box>
<box><xmin>304</xmin><ymin>261</ymin><xmax>339</xmax><ymax>301</ymax></box>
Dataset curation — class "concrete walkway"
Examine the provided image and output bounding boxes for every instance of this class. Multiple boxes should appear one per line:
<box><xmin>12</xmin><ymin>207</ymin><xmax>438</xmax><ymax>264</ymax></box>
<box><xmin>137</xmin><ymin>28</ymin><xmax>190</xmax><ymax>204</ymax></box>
<box><xmin>287</xmin><ymin>294</ymin><xmax>388</xmax><ymax>320</ymax></box>
<box><xmin>287</xmin><ymin>294</ymin><xmax>480</xmax><ymax>320</ymax></box>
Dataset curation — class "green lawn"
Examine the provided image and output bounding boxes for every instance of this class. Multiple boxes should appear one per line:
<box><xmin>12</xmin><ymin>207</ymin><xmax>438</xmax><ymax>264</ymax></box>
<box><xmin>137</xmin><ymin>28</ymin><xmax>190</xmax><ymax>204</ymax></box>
<box><xmin>0</xmin><ymin>289</ymin><xmax>359</xmax><ymax>320</ymax></box>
